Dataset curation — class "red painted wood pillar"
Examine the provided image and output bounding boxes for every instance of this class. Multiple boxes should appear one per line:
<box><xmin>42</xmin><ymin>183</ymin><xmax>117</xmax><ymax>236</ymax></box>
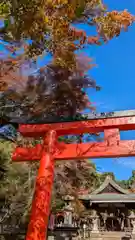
<box><xmin>26</xmin><ymin>130</ymin><xmax>57</xmax><ymax>240</ymax></box>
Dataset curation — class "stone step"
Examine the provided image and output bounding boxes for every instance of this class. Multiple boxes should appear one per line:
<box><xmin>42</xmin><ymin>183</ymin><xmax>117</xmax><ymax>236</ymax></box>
<box><xmin>91</xmin><ymin>238</ymin><xmax>120</xmax><ymax>240</ymax></box>
<box><xmin>90</xmin><ymin>237</ymin><xmax>131</xmax><ymax>240</ymax></box>
<box><xmin>101</xmin><ymin>231</ymin><xmax>130</xmax><ymax>234</ymax></box>
<box><xmin>90</xmin><ymin>231</ymin><xmax>132</xmax><ymax>240</ymax></box>
<box><xmin>101</xmin><ymin>234</ymin><xmax>132</xmax><ymax>239</ymax></box>
<box><xmin>91</xmin><ymin>233</ymin><xmax>126</xmax><ymax>236</ymax></box>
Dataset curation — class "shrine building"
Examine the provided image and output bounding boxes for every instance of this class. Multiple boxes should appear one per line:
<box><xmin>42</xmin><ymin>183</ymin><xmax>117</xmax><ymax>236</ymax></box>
<box><xmin>79</xmin><ymin>176</ymin><xmax>135</xmax><ymax>234</ymax></box>
<box><xmin>50</xmin><ymin>176</ymin><xmax>135</xmax><ymax>239</ymax></box>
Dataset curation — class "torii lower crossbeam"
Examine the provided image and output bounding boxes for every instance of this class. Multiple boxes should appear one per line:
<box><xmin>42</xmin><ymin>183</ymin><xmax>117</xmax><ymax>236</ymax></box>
<box><xmin>12</xmin><ymin>110</ymin><xmax>135</xmax><ymax>240</ymax></box>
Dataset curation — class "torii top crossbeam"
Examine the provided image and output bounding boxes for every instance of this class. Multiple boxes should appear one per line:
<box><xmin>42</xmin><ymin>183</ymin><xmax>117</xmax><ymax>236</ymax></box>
<box><xmin>12</xmin><ymin>109</ymin><xmax>135</xmax><ymax>240</ymax></box>
<box><xmin>14</xmin><ymin>109</ymin><xmax>135</xmax><ymax>137</ymax></box>
<box><xmin>13</xmin><ymin>109</ymin><xmax>135</xmax><ymax>161</ymax></box>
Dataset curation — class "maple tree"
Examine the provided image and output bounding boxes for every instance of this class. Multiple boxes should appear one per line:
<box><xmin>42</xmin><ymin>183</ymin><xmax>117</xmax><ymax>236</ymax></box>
<box><xmin>0</xmin><ymin>0</ymin><xmax>134</xmax><ymax>121</ymax></box>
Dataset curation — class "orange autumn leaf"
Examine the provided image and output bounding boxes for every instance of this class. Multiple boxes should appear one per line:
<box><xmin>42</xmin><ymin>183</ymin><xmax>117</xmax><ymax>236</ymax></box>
<box><xmin>87</xmin><ymin>36</ymin><xmax>100</xmax><ymax>45</ymax></box>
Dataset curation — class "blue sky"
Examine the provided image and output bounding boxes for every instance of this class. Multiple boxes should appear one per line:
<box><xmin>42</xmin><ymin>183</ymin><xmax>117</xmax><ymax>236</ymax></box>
<box><xmin>86</xmin><ymin>0</ymin><xmax>135</xmax><ymax>180</ymax></box>
<box><xmin>1</xmin><ymin>1</ymin><xmax>135</xmax><ymax>180</ymax></box>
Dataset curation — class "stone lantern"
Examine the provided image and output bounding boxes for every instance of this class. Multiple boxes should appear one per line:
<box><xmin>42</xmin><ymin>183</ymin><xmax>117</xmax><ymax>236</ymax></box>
<box><xmin>129</xmin><ymin>211</ymin><xmax>135</xmax><ymax>234</ymax></box>
<box><xmin>63</xmin><ymin>195</ymin><xmax>74</xmax><ymax>226</ymax></box>
<box><xmin>90</xmin><ymin>210</ymin><xmax>99</xmax><ymax>233</ymax></box>
<box><xmin>53</xmin><ymin>196</ymin><xmax>78</xmax><ymax>240</ymax></box>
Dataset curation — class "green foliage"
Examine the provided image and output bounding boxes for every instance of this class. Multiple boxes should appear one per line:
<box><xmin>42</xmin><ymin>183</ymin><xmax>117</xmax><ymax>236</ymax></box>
<box><xmin>0</xmin><ymin>2</ymin><xmax>10</xmax><ymax>17</ymax></box>
<box><xmin>118</xmin><ymin>180</ymin><xmax>129</xmax><ymax>189</ymax></box>
<box><xmin>124</xmin><ymin>170</ymin><xmax>135</xmax><ymax>189</ymax></box>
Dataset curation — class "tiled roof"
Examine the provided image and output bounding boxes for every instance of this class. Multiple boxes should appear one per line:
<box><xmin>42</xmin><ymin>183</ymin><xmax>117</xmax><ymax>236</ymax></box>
<box><xmin>78</xmin><ymin>176</ymin><xmax>135</xmax><ymax>202</ymax></box>
<box><xmin>79</xmin><ymin>193</ymin><xmax>135</xmax><ymax>202</ymax></box>
<box><xmin>91</xmin><ymin>176</ymin><xmax>129</xmax><ymax>195</ymax></box>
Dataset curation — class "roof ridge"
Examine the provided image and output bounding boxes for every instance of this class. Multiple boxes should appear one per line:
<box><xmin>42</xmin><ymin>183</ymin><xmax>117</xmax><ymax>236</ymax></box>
<box><xmin>91</xmin><ymin>176</ymin><xmax>129</xmax><ymax>195</ymax></box>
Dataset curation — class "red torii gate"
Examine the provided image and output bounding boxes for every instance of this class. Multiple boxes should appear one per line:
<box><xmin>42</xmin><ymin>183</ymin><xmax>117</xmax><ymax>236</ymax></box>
<box><xmin>12</xmin><ymin>110</ymin><xmax>135</xmax><ymax>240</ymax></box>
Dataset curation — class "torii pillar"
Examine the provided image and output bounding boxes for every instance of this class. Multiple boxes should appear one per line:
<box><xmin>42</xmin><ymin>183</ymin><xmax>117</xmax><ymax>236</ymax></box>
<box><xmin>12</xmin><ymin>110</ymin><xmax>135</xmax><ymax>240</ymax></box>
